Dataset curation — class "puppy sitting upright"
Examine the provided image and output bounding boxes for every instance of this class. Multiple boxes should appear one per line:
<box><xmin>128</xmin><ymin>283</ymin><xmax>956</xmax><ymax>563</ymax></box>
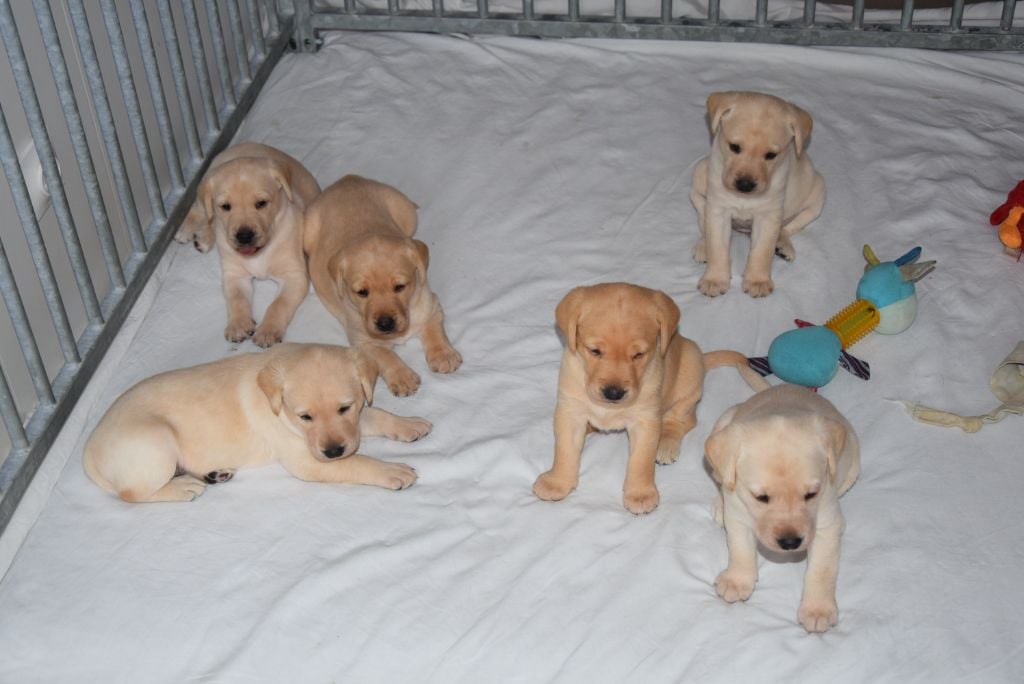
<box><xmin>690</xmin><ymin>91</ymin><xmax>825</xmax><ymax>298</ymax></box>
<box><xmin>175</xmin><ymin>142</ymin><xmax>321</xmax><ymax>347</ymax></box>
<box><xmin>705</xmin><ymin>384</ymin><xmax>860</xmax><ymax>633</ymax></box>
<box><xmin>84</xmin><ymin>343</ymin><xmax>429</xmax><ymax>502</ymax></box>
<box><xmin>304</xmin><ymin>175</ymin><xmax>461</xmax><ymax>397</ymax></box>
<box><xmin>533</xmin><ymin>283</ymin><xmax>755</xmax><ymax>515</ymax></box>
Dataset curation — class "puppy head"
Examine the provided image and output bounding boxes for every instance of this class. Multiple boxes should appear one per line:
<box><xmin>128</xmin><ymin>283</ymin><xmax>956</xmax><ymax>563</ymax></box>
<box><xmin>706</xmin><ymin>414</ymin><xmax>846</xmax><ymax>554</ymax></box>
<box><xmin>257</xmin><ymin>345</ymin><xmax>377</xmax><ymax>462</ymax></box>
<box><xmin>199</xmin><ymin>157</ymin><xmax>295</xmax><ymax>257</ymax></box>
<box><xmin>706</xmin><ymin>91</ymin><xmax>813</xmax><ymax>197</ymax></box>
<box><xmin>556</xmin><ymin>283</ymin><xmax>679</xmax><ymax>406</ymax></box>
<box><xmin>330</xmin><ymin>236</ymin><xmax>428</xmax><ymax>340</ymax></box>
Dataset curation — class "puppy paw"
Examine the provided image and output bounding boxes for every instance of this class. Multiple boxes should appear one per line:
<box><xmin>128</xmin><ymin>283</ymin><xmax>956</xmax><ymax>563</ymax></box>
<box><xmin>427</xmin><ymin>345</ymin><xmax>462</xmax><ymax>374</ymax></box>
<box><xmin>623</xmin><ymin>485</ymin><xmax>660</xmax><ymax>515</ymax></box>
<box><xmin>385</xmin><ymin>367</ymin><xmax>421</xmax><ymax>396</ymax></box>
<box><xmin>692</xmin><ymin>239</ymin><xmax>708</xmax><ymax>263</ymax></box>
<box><xmin>166</xmin><ymin>475</ymin><xmax>208</xmax><ymax>501</ymax></box>
<box><xmin>175</xmin><ymin>224</ymin><xmax>214</xmax><ymax>253</ymax></box>
<box><xmin>532</xmin><ymin>471</ymin><xmax>576</xmax><ymax>502</ymax></box>
<box><xmin>391</xmin><ymin>417</ymin><xmax>432</xmax><ymax>442</ymax></box>
<box><xmin>376</xmin><ymin>462</ymin><xmax>418</xmax><ymax>490</ymax></box>
<box><xmin>655</xmin><ymin>437</ymin><xmax>682</xmax><ymax>465</ymax></box>
<box><xmin>798</xmin><ymin>598</ymin><xmax>839</xmax><ymax>633</ymax></box>
<box><xmin>225</xmin><ymin>318</ymin><xmax>256</xmax><ymax>343</ymax></box>
<box><xmin>251</xmin><ymin>323</ymin><xmax>284</xmax><ymax>348</ymax></box>
<box><xmin>714</xmin><ymin>570</ymin><xmax>756</xmax><ymax>603</ymax></box>
<box><xmin>698</xmin><ymin>274</ymin><xmax>730</xmax><ymax>297</ymax></box>
<box><xmin>203</xmin><ymin>469</ymin><xmax>235</xmax><ymax>484</ymax></box>
<box><xmin>741</xmin><ymin>275</ymin><xmax>774</xmax><ymax>298</ymax></box>
<box><xmin>775</xmin><ymin>237</ymin><xmax>796</xmax><ymax>262</ymax></box>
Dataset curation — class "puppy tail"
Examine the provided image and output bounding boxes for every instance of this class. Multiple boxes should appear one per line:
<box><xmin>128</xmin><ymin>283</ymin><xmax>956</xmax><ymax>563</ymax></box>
<box><xmin>704</xmin><ymin>350</ymin><xmax>771</xmax><ymax>393</ymax></box>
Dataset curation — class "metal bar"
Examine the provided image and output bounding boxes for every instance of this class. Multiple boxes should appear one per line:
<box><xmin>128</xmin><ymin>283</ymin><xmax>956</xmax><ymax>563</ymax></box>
<box><xmin>0</xmin><ymin>110</ymin><xmax>77</xmax><ymax>380</ymax></box>
<box><xmin>182</xmin><ymin>0</ymin><xmax>223</xmax><ymax>135</ymax></box>
<box><xmin>950</xmin><ymin>0</ymin><xmax>964</xmax><ymax>30</ymax></box>
<box><xmin>756</xmin><ymin>0</ymin><xmax>767</xmax><ymax>26</ymax></box>
<box><xmin>901</xmin><ymin>0</ymin><xmax>914</xmax><ymax>30</ymax></box>
<box><xmin>708</xmin><ymin>0</ymin><xmax>720</xmax><ymax>23</ymax></box>
<box><xmin>99</xmin><ymin>0</ymin><xmax>168</xmax><ymax>223</ymax></box>
<box><xmin>265</xmin><ymin>0</ymin><xmax>281</xmax><ymax>35</ymax></box>
<box><xmin>479</xmin><ymin>0</ymin><xmax>489</xmax><ymax>20</ymax></box>
<box><xmin>0</xmin><ymin>0</ymin><xmax>104</xmax><ymax>331</ymax></box>
<box><xmin>389</xmin><ymin>0</ymin><xmax>400</xmax><ymax>16</ymax></box>
<box><xmin>660</xmin><ymin>0</ymin><xmax>670</xmax><ymax>25</ymax></box>
<box><xmin>852</xmin><ymin>0</ymin><xmax>865</xmax><ymax>29</ymax></box>
<box><xmin>31</xmin><ymin>0</ymin><xmax>125</xmax><ymax>291</ymax></box>
<box><xmin>524</xmin><ymin>0</ymin><xmax>534</xmax><ymax>21</ymax></box>
<box><xmin>569</xmin><ymin>0</ymin><xmax>579</xmax><ymax>22</ymax></box>
<box><xmin>156</xmin><ymin>0</ymin><xmax>204</xmax><ymax>162</ymax></box>
<box><xmin>346</xmin><ymin>0</ymin><xmax>357</xmax><ymax>15</ymax></box>
<box><xmin>129</xmin><ymin>0</ymin><xmax>186</xmax><ymax>191</ymax></box>
<box><xmin>0</xmin><ymin>365</ymin><xmax>27</xmax><ymax>451</ymax></box>
<box><xmin>1001</xmin><ymin>0</ymin><xmax>1016</xmax><ymax>31</ymax></box>
<box><xmin>225</xmin><ymin>0</ymin><xmax>253</xmax><ymax>83</ymax></box>
<box><xmin>66</xmin><ymin>0</ymin><xmax>148</xmax><ymax>255</ymax></box>
<box><xmin>615</xmin><ymin>0</ymin><xmax>625</xmax><ymax>23</ymax></box>
<box><xmin>433</xmin><ymin>0</ymin><xmax>443</xmax><ymax>18</ymax></box>
<box><xmin>803</xmin><ymin>0</ymin><xmax>816</xmax><ymax>26</ymax></box>
<box><xmin>244</xmin><ymin>0</ymin><xmax>267</xmax><ymax>56</ymax></box>
<box><xmin>204</xmin><ymin>0</ymin><xmax>240</xmax><ymax>104</ymax></box>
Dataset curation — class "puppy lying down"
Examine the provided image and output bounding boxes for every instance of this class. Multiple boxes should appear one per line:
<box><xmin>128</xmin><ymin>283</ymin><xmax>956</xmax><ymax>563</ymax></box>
<box><xmin>705</xmin><ymin>384</ymin><xmax>860</xmax><ymax>632</ymax></box>
<box><xmin>84</xmin><ymin>344</ymin><xmax>429</xmax><ymax>502</ymax></box>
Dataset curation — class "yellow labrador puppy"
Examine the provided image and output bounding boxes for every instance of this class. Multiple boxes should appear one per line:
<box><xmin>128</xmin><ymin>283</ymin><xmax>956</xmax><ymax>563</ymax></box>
<box><xmin>175</xmin><ymin>142</ymin><xmax>321</xmax><ymax>347</ymax></box>
<box><xmin>705</xmin><ymin>384</ymin><xmax>860</xmax><ymax>632</ymax></box>
<box><xmin>304</xmin><ymin>175</ymin><xmax>461</xmax><ymax>397</ymax></box>
<box><xmin>532</xmin><ymin>283</ymin><xmax>762</xmax><ymax>514</ymax></box>
<box><xmin>690</xmin><ymin>91</ymin><xmax>825</xmax><ymax>298</ymax></box>
<box><xmin>84</xmin><ymin>343</ymin><xmax>429</xmax><ymax>502</ymax></box>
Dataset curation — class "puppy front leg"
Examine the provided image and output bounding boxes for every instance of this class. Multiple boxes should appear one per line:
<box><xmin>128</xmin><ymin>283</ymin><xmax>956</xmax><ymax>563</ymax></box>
<box><xmin>252</xmin><ymin>271</ymin><xmax>308</xmax><ymax>348</ymax></box>
<box><xmin>698</xmin><ymin>208</ymin><xmax>732</xmax><ymax>297</ymax></box>
<box><xmin>690</xmin><ymin>159</ymin><xmax>709</xmax><ymax>263</ymax></box>
<box><xmin>743</xmin><ymin>212</ymin><xmax>783</xmax><ymax>298</ymax></box>
<box><xmin>278</xmin><ymin>452</ymin><xmax>417</xmax><ymax>490</ymax></box>
<box><xmin>421</xmin><ymin>297</ymin><xmax>462</xmax><ymax>374</ymax></box>
<box><xmin>798</xmin><ymin>519</ymin><xmax>843</xmax><ymax>633</ymax></box>
<box><xmin>533</xmin><ymin>404</ymin><xmax>586</xmax><ymax>502</ymax></box>
<box><xmin>361</xmin><ymin>406</ymin><xmax>432</xmax><ymax>443</ymax></box>
<box><xmin>715</xmin><ymin>512</ymin><xmax>759</xmax><ymax>602</ymax></box>
<box><xmin>223</xmin><ymin>272</ymin><xmax>256</xmax><ymax>343</ymax></box>
<box><xmin>361</xmin><ymin>344</ymin><xmax>421</xmax><ymax>396</ymax></box>
<box><xmin>623</xmin><ymin>419</ymin><xmax>661</xmax><ymax>514</ymax></box>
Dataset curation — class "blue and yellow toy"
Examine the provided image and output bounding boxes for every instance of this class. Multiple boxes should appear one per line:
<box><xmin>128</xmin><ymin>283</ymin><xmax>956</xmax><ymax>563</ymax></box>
<box><xmin>748</xmin><ymin>245</ymin><xmax>936</xmax><ymax>389</ymax></box>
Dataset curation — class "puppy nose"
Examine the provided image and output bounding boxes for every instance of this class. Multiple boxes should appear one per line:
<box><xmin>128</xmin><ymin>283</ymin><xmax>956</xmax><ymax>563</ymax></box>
<box><xmin>777</xmin><ymin>535</ymin><xmax>803</xmax><ymax>551</ymax></box>
<box><xmin>235</xmin><ymin>227</ymin><xmax>255</xmax><ymax>244</ymax></box>
<box><xmin>734</xmin><ymin>177</ymin><xmax>757</xmax><ymax>194</ymax></box>
<box><xmin>601</xmin><ymin>385</ymin><xmax>627</xmax><ymax>402</ymax></box>
<box><xmin>321</xmin><ymin>444</ymin><xmax>346</xmax><ymax>459</ymax></box>
<box><xmin>376</xmin><ymin>316</ymin><xmax>396</xmax><ymax>333</ymax></box>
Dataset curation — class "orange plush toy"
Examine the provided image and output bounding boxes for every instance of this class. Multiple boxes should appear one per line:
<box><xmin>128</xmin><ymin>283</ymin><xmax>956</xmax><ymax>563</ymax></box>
<box><xmin>990</xmin><ymin>180</ymin><xmax>1024</xmax><ymax>259</ymax></box>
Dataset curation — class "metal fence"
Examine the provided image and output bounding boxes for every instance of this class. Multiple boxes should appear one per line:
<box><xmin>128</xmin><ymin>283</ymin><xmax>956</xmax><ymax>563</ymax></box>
<box><xmin>295</xmin><ymin>0</ymin><xmax>1022</xmax><ymax>50</ymax></box>
<box><xmin>0</xmin><ymin>0</ymin><xmax>293</xmax><ymax>535</ymax></box>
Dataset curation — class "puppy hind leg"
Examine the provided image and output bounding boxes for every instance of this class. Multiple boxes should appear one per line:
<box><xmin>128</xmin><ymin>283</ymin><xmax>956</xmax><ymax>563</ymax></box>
<box><xmin>107</xmin><ymin>426</ymin><xmax>208</xmax><ymax>503</ymax></box>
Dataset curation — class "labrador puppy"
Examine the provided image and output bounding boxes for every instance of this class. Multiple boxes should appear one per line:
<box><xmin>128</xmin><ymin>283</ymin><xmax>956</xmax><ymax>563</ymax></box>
<box><xmin>304</xmin><ymin>175</ymin><xmax>461</xmax><ymax>397</ymax></box>
<box><xmin>84</xmin><ymin>343</ymin><xmax>430</xmax><ymax>502</ymax></box>
<box><xmin>532</xmin><ymin>283</ymin><xmax>763</xmax><ymax>514</ymax></box>
<box><xmin>705</xmin><ymin>384</ymin><xmax>860</xmax><ymax>632</ymax></box>
<box><xmin>690</xmin><ymin>91</ymin><xmax>825</xmax><ymax>298</ymax></box>
<box><xmin>175</xmin><ymin>142</ymin><xmax>321</xmax><ymax>347</ymax></box>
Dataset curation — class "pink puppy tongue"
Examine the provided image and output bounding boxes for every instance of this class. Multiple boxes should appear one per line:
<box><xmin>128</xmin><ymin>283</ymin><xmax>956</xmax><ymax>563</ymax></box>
<box><xmin>237</xmin><ymin>245</ymin><xmax>260</xmax><ymax>256</ymax></box>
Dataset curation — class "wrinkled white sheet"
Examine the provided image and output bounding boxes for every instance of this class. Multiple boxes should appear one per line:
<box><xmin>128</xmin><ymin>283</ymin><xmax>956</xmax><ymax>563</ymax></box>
<box><xmin>1</xmin><ymin>30</ymin><xmax>1023</xmax><ymax>682</ymax></box>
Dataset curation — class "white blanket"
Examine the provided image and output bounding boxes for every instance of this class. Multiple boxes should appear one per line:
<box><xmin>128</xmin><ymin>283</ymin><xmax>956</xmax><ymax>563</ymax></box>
<box><xmin>1</xmin><ymin>30</ymin><xmax>1023</xmax><ymax>682</ymax></box>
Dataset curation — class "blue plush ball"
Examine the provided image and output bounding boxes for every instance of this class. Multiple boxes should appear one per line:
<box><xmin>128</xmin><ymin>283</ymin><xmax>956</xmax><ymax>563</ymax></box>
<box><xmin>767</xmin><ymin>326</ymin><xmax>843</xmax><ymax>388</ymax></box>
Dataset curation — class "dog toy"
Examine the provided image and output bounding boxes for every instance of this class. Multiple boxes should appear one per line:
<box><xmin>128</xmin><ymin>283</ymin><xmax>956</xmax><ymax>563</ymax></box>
<box><xmin>990</xmin><ymin>180</ymin><xmax>1024</xmax><ymax>259</ymax></box>
<box><xmin>747</xmin><ymin>245</ymin><xmax>936</xmax><ymax>389</ymax></box>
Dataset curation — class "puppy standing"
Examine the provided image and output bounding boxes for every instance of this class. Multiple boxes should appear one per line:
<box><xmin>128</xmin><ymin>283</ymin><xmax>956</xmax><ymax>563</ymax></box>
<box><xmin>304</xmin><ymin>175</ymin><xmax>461</xmax><ymax>397</ymax></box>
<box><xmin>84</xmin><ymin>343</ymin><xmax>430</xmax><ymax>502</ymax></box>
<box><xmin>705</xmin><ymin>384</ymin><xmax>860</xmax><ymax>632</ymax></box>
<box><xmin>175</xmin><ymin>142</ymin><xmax>321</xmax><ymax>347</ymax></box>
<box><xmin>532</xmin><ymin>283</ymin><xmax>762</xmax><ymax>514</ymax></box>
<box><xmin>690</xmin><ymin>91</ymin><xmax>825</xmax><ymax>298</ymax></box>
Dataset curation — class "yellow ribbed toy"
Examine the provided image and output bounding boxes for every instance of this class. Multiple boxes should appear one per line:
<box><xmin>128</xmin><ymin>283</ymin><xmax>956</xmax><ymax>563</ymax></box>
<box><xmin>825</xmin><ymin>300</ymin><xmax>880</xmax><ymax>350</ymax></box>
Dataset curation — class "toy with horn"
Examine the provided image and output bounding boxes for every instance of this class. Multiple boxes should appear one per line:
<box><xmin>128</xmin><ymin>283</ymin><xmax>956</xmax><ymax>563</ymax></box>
<box><xmin>747</xmin><ymin>245</ymin><xmax>936</xmax><ymax>389</ymax></box>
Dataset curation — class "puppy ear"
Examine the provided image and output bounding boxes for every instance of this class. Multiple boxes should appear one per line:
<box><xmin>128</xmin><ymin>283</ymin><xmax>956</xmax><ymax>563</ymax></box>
<box><xmin>821</xmin><ymin>418</ymin><xmax>847</xmax><ymax>482</ymax></box>
<box><xmin>410</xmin><ymin>239</ymin><xmax>430</xmax><ymax>285</ymax></box>
<box><xmin>257</xmin><ymin>363</ymin><xmax>284</xmax><ymax>415</ymax></box>
<box><xmin>353</xmin><ymin>349</ymin><xmax>378</xmax><ymax>406</ymax></box>
<box><xmin>555</xmin><ymin>287</ymin><xmax>586</xmax><ymax>354</ymax></box>
<box><xmin>328</xmin><ymin>251</ymin><xmax>347</xmax><ymax>296</ymax></box>
<box><xmin>705</xmin><ymin>424</ymin><xmax>739</xmax><ymax>492</ymax></box>
<box><xmin>650</xmin><ymin>290</ymin><xmax>680</xmax><ymax>356</ymax></box>
<box><xmin>197</xmin><ymin>175</ymin><xmax>215</xmax><ymax>223</ymax></box>
<box><xmin>267</xmin><ymin>159</ymin><xmax>295</xmax><ymax>204</ymax></box>
<box><xmin>707</xmin><ymin>91</ymin><xmax>736</xmax><ymax>134</ymax></box>
<box><xmin>788</xmin><ymin>104</ymin><xmax>814</xmax><ymax>157</ymax></box>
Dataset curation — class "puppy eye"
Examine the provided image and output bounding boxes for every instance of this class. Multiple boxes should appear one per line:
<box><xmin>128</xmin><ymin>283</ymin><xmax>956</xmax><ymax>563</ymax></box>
<box><xmin>632</xmin><ymin>351</ymin><xmax>645</xmax><ymax>360</ymax></box>
<box><xmin>588</xmin><ymin>348</ymin><xmax>602</xmax><ymax>358</ymax></box>
<box><xmin>255</xmin><ymin>199</ymin><xmax>268</xmax><ymax>209</ymax></box>
<box><xmin>394</xmin><ymin>284</ymin><xmax>406</xmax><ymax>293</ymax></box>
<box><xmin>338</xmin><ymin>405</ymin><xmax>350</xmax><ymax>415</ymax></box>
<box><xmin>805</xmin><ymin>491</ymin><xmax>818</xmax><ymax>501</ymax></box>
<box><xmin>764</xmin><ymin>151</ymin><xmax>777</xmax><ymax>160</ymax></box>
<box><xmin>298</xmin><ymin>413</ymin><xmax>313</xmax><ymax>422</ymax></box>
<box><xmin>356</xmin><ymin>288</ymin><xmax>369</xmax><ymax>298</ymax></box>
<box><xmin>755</xmin><ymin>494</ymin><xmax>770</xmax><ymax>503</ymax></box>
<box><xmin>729</xmin><ymin>143</ymin><xmax>741</xmax><ymax>154</ymax></box>
<box><xmin>220</xmin><ymin>202</ymin><xmax>231</xmax><ymax>212</ymax></box>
